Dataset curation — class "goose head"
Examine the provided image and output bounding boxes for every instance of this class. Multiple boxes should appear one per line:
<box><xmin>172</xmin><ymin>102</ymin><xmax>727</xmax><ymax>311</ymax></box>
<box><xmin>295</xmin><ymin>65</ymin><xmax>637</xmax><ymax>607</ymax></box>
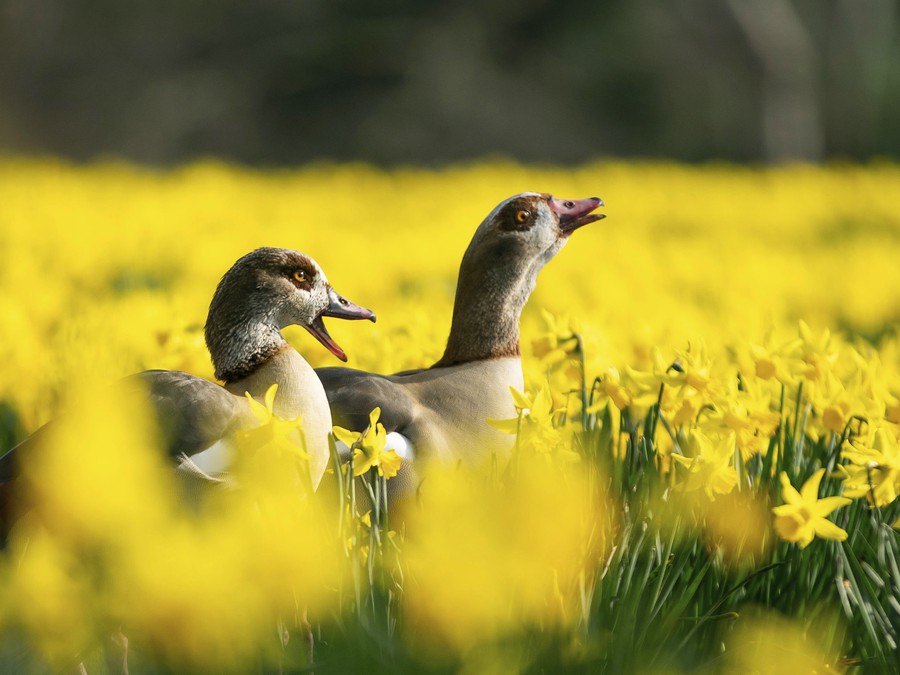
<box><xmin>456</xmin><ymin>192</ymin><xmax>604</xmax><ymax>303</ymax></box>
<box><xmin>205</xmin><ymin>247</ymin><xmax>375</xmax><ymax>382</ymax></box>
<box><xmin>438</xmin><ymin>193</ymin><xmax>603</xmax><ymax>366</ymax></box>
<box><xmin>468</xmin><ymin>192</ymin><xmax>604</xmax><ymax>268</ymax></box>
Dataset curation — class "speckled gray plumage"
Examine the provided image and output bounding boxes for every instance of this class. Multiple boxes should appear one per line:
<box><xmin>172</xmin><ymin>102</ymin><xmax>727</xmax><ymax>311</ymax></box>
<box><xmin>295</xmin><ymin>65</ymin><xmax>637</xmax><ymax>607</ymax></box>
<box><xmin>205</xmin><ymin>247</ymin><xmax>325</xmax><ymax>383</ymax></box>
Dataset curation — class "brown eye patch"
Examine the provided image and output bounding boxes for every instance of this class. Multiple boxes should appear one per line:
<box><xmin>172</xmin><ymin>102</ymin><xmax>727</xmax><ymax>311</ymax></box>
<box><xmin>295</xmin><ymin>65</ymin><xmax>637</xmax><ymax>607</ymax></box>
<box><xmin>289</xmin><ymin>265</ymin><xmax>315</xmax><ymax>290</ymax></box>
<box><xmin>500</xmin><ymin>199</ymin><xmax>537</xmax><ymax>232</ymax></box>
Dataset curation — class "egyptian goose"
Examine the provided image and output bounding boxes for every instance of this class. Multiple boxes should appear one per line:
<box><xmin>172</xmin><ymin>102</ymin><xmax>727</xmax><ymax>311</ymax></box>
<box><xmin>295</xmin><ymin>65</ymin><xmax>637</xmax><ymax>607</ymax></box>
<box><xmin>317</xmin><ymin>193</ymin><xmax>603</xmax><ymax>495</ymax></box>
<box><xmin>0</xmin><ymin>247</ymin><xmax>375</xmax><ymax>516</ymax></box>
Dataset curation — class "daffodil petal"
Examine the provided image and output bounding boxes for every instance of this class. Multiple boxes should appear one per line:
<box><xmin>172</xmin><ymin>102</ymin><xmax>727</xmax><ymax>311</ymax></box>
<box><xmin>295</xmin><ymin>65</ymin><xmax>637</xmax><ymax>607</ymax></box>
<box><xmin>812</xmin><ymin>496</ymin><xmax>851</xmax><ymax>517</ymax></box>
<box><xmin>245</xmin><ymin>391</ymin><xmax>271</xmax><ymax>424</ymax></box>
<box><xmin>510</xmin><ymin>387</ymin><xmax>532</xmax><ymax>411</ymax></box>
<box><xmin>352</xmin><ymin>448</ymin><xmax>374</xmax><ymax>477</ymax></box>
<box><xmin>800</xmin><ymin>468</ymin><xmax>825</xmax><ymax>502</ymax></box>
<box><xmin>811</xmin><ymin>517</ymin><xmax>848</xmax><ymax>542</ymax></box>
<box><xmin>367</xmin><ymin>423</ymin><xmax>388</xmax><ymax>454</ymax></box>
<box><xmin>263</xmin><ymin>382</ymin><xmax>279</xmax><ymax>412</ymax></box>
<box><xmin>773</xmin><ymin>512</ymin><xmax>808</xmax><ymax>544</ymax></box>
<box><xmin>379</xmin><ymin>450</ymin><xmax>402</xmax><ymax>479</ymax></box>
<box><xmin>534</xmin><ymin>386</ymin><xmax>554</xmax><ymax>415</ymax></box>
<box><xmin>486</xmin><ymin>417</ymin><xmax>520</xmax><ymax>435</ymax></box>
<box><xmin>332</xmin><ymin>426</ymin><xmax>360</xmax><ymax>448</ymax></box>
<box><xmin>779</xmin><ymin>472</ymin><xmax>803</xmax><ymax>506</ymax></box>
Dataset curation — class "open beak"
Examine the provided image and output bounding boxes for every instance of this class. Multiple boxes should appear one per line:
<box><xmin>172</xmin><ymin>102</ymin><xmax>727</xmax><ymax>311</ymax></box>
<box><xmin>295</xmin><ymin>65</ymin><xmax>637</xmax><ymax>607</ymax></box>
<box><xmin>305</xmin><ymin>287</ymin><xmax>376</xmax><ymax>362</ymax></box>
<box><xmin>549</xmin><ymin>196</ymin><xmax>605</xmax><ymax>236</ymax></box>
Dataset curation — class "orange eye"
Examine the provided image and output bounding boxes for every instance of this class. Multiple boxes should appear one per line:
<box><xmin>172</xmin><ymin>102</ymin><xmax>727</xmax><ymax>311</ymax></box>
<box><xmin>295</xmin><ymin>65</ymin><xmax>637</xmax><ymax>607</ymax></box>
<box><xmin>515</xmin><ymin>210</ymin><xmax>530</xmax><ymax>224</ymax></box>
<box><xmin>293</xmin><ymin>270</ymin><xmax>307</xmax><ymax>283</ymax></box>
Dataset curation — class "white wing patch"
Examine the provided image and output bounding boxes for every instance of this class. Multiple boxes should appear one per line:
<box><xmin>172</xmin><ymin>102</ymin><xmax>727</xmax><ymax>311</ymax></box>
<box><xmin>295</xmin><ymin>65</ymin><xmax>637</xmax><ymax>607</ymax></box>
<box><xmin>179</xmin><ymin>439</ymin><xmax>234</xmax><ymax>476</ymax></box>
<box><xmin>386</xmin><ymin>432</ymin><xmax>414</xmax><ymax>460</ymax></box>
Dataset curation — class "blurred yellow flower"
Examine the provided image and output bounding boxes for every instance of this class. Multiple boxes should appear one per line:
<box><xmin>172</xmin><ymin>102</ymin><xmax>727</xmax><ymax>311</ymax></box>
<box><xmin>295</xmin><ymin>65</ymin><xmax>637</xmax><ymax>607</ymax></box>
<box><xmin>532</xmin><ymin>309</ymin><xmax>578</xmax><ymax>367</ymax></box>
<box><xmin>232</xmin><ymin>382</ymin><xmax>317</xmax><ymax>495</ymax></box>
<box><xmin>488</xmin><ymin>385</ymin><xmax>578</xmax><ymax>462</ymax></box>
<box><xmin>798</xmin><ymin>319</ymin><xmax>838</xmax><ymax>383</ymax></box>
<box><xmin>623</xmin><ymin>348</ymin><xmax>673</xmax><ymax>409</ymax></box>
<box><xmin>19</xmin><ymin>381</ymin><xmax>179</xmax><ymax>545</ymax></box>
<box><xmin>747</xmin><ymin>330</ymin><xmax>807</xmax><ymax>384</ymax></box>
<box><xmin>703</xmin><ymin>378</ymin><xmax>780</xmax><ymax>461</ymax></box>
<box><xmin>586</xmin><ymin>367</ymin><xmax>632</xmax><ymax>412</ymax></box>
<box><xmin>1</xmin><ymin>523</ymin><xmax>94</xmax><ymax>666</ymax></box>
<box><xmin>722</xmin><ymin>608</ymin><xmax>844</xmax><ymax>674</ymax></box>
<box><xmin>402</xmin><ymin>463</ymin><xmax>608</xmax><ymax>653</ymax></box>
<box><xmin>671</xmin><ymin>429</ymin><xmax>738</xmax><ymax>499</ymax></box>
<box><xmin>239</xmin><ymin>383</ymin><xmax>310</xmax><ymax>461</ymax></box>
<box><xmin>772</xmin><ymin>469</ymin><xmax>850</xmax><ymax>548</ymax></box>
<box><xmin>840</xmin><ymin>427</ymin><xmax>900</xmax><ymax>507</ymax></box>
<box><xmin>702</xmin><ymin>490</ymin><xmax>772</xmax><ymax>564</ymax></box>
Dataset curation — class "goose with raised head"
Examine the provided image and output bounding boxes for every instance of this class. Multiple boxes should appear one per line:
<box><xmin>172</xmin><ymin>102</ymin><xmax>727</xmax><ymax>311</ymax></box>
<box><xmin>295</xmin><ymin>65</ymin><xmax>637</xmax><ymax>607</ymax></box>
<box><xmin>0</xmin><ymin>247</ymin><xmax>376</xmax><ymax>517</ymax></box>
<box><xmin>317</xmin><ymin>193</ymin><xmax>603</xmax><ymax>495</ymax></box>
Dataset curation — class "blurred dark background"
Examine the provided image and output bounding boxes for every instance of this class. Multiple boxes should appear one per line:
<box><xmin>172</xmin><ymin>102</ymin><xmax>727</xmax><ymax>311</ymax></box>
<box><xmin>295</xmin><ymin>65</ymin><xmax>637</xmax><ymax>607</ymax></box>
<box><xmin>1</xmin><ymin>0</ymin><xmax>898</xmax><ymax>166</ymax></box>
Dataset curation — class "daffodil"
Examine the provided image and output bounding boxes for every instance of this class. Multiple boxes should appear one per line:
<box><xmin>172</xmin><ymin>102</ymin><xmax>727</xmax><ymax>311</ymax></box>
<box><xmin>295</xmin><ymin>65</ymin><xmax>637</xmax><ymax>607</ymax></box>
<box><xmin>623</xmin><ymin>348</ymin><xmax>672</xmax><ymax>408</ymax></box>
<box><xmin>488</xmin><ymin>385</ymin><xmax>552</xmax><ymax>436</ymax></box>
<box><xmin>840</xmin><ymin>428</ymin><xmax>900</xmax><ymax>507</ymax></box>
<box><xmin>797</xmin><ymin>320</ymin><xmax>838</xmax><ymax>383</ymax></box>
<box><xmin>333</xmin><ymin>407</ymin><xmax>402</xmax><ymax>479</ymax></box>
<box><xmin>670</xmin><ymin>341</ymin><xmax>715</xmax><ymax>395</ymax></box>
<box><xmin>671</xmin><ymin>429</ymin><xmax>738</xmax><ymax>499</ymax></box>
<box><xmin>745</xmin><ymin>328</ymin><xmax>807</xmax><ymax>385</ymax></box>
<box><xmin>772</xmin><ymin>469</ymin><xmax>850</xmax><ymax>548</ymax></box>
<box><xmin>586</xmin><ymin>367</ymin><xmax>632</xmax><ymax>412</ymax></box>
<box><xmin>670</xmin><ymin>392</ymin><xmax>703</xmax><ymax>428</ymax></box>
<box><xmin>624</xmin><ymin>344</ymin><xmax>718</xmax><ymax>419</ymax></box>
<box><xmin>884</xmin><ymin>393</ymin><xmax>900</xmax><ymax>426</ymax></box>
<box><xmin>699</xmin><ymin>377</ymin><xmax>780</xmax><ymax>460</ymax></box>
<box><xmin>232</xmin><ymin>383</ymin><xmax>317</xmax><ymax>495</ymax></box>
<box><xmin>532</xmin><ymin>309</ymin><xmax>578</xmax><ymax>368</ymax></box>
<box><xmin>807</xmin><ymin>369</ymin><xmax>882</xmax><ymax>439</ymax></box>
<box><xmin>237</xmin><ymin>383</ymin><xmax>309</xmax><ymax>462</ymax></box>
<box><xmin>488</xmin><ymin>385</ymin><xmax>579</xmax><ymax>462</ymax></box>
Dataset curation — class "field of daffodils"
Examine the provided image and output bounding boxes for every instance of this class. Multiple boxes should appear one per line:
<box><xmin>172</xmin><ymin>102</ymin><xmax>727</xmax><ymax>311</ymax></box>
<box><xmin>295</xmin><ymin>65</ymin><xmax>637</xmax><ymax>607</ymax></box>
<box><xmin>0</xmin><ymin>159</ymin><xmax>898</xmax><ymax>673</ymax></box>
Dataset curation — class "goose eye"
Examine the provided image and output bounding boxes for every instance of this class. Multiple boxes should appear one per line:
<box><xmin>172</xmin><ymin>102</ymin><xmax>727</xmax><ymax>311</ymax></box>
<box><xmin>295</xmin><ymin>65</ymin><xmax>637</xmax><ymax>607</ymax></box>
<box><xmin>293</xmin><ymin>270</ymin><xmax>307</xmax><ymax>283</ymax></box>
<box><xmin>515</xmin><ymin>209</ymin><xmax>531</xmax><ymax>224</ymax></box>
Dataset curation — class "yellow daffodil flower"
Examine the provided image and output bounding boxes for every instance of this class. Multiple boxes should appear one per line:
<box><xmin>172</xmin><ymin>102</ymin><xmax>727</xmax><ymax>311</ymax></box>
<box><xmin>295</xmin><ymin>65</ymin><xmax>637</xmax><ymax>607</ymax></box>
<box><xmin>532</xmin><ymin>309</ymin><xmax>579</xmax><ymax>368</ymax></box>
<box><xmin>840</xmin><ymin>428</ymin><xmax>900</xmax><ymax>507</ymax></box>
<box><xmin>671</xmin><ymin>429</ymin><xmax>739</xmax><ymax>499</ymax></box>
<box><xmin>746</xmin><ymin>328</ymin><xmax>807</xmax><ymax>385</ymax></box>
<box><xmin>238</xmin><ymin>383</ymin><xmax>310</xmax><ymax>461</ymax></box>
<box><xmin>698</xmin><ymin>377</ymin><xmax>781</xmax><ymax>460</ymax></box>
<box><xmin>798</xmin><ymin>320</ymin><xmax>839</xmax><ymax>383</ymax></box>
<box><xmin>488</xmin><ymin>385</ymin><xmax>579</xmax><ymax>462</ymax></box>
<box><xmin>772</xmin><ymin>469</ymin><xmax>850</xmax><ymax>548</ymax></box>
<box><xmin>586</xmin><ymin>367</ymin><xmax>633</xmax><ymax>412</ymax></box>
<box><xmin>333</xmin><ymin>407</ymin><xmax>402</xmax><ymax>479</ymax></box>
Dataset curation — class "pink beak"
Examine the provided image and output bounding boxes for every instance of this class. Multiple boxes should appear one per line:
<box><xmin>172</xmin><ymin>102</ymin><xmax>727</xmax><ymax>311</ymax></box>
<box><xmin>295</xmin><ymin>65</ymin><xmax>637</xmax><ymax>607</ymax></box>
<box><xmin>548</xmin><ymin>196</ymin><xmax>605</xmax><ymax>235</ymax></box>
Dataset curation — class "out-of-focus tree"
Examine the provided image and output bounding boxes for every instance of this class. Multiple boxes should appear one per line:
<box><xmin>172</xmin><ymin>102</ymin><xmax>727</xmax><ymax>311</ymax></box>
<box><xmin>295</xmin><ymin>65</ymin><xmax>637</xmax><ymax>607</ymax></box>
<box><xmin>0</xmin><ymin>0</ymin><xmax>897</xmax><ymax>164</ymax></box>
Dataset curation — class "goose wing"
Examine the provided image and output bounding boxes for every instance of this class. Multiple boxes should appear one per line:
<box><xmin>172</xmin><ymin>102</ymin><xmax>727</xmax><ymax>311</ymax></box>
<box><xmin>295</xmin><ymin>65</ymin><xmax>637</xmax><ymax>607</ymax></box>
<box><xmin>0</xmin><ymin>372</ymin><xmax>255</xmax><ymax>484</ymax></box>
<box><xmin>131</xmin><ymin>370</ymin><xmax>256</xmax><ymax>461</ymax></box>
<box><xmin>316</xmin><ymin>366</ymin><xmax>420</xmax><ymax>440</ymax></box>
